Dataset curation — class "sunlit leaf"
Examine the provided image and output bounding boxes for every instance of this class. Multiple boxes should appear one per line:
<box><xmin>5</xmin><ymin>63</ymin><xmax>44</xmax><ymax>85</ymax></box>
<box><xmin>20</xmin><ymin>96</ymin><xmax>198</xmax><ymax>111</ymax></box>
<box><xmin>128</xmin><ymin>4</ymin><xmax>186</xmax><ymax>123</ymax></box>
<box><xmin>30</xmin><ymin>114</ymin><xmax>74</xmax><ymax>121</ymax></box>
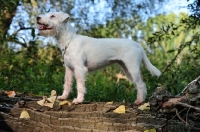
<box><xmin>106</xmin><ymin>101</ymin><xmax>113</xmax><ymax>105</ymax></box>
<box><xmin>4</xmin><ymin>91</ymin><xmax>16</xmax><ymax>98</ymax></box>
<box><xmin>47</xmin><ymin>96</ymin><xmax>56</xmax><ymax>103</ymax></box>
<box><xmin>43</xmin><ymin>102</ymin><xmax>54</xmax><ymax>108</ymax></box>
<box><xmin>20</xmin><ymin>109</ymin><xmax>31</xmax><ymax>119</ymax></box>
<box><xmin>144</xmin><ymin>128</ymin><xmax>156</xmax><ymax>132</ymax></box>
<box><xmin>59</xmin><ymin>100</ymin><xmax>71</xmax><ymax>106</ymax></box>
<box><xmin>50</xmin><ymin>90</ymin><xmax>57</xmax><ymax>96</ymax></box>
<box><xmin>9</xmin><ymin>65</ymin><xmax>13</xmax><ymax>71</ymax></box>
<box><xmin>113</xmin><ymin>105</ymin><xmax>125</xmax><ymax>114</ymax></box>
<box><xmin>138</xmin><ymin>103</ymin><xmax>150</xmax><ymax>111</ymax></box>
<box><xmin>37</xmin><ymin>96</ymin><xmax>46</xmax><ymax>106</ymax></box>
<box><xmin>37</xmin><ymin>90</ymin><xmax>57</xmax><ymax>108</ymax></box>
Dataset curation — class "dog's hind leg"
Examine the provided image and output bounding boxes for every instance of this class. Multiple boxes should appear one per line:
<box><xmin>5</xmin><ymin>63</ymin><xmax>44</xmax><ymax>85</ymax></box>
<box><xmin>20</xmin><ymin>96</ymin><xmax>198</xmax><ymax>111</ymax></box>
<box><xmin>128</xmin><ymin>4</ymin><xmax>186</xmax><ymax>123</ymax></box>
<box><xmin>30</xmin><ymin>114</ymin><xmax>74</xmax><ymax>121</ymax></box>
<box><xmin>120</xmin><ymin>60</ymin><xmax>147</xmax><ymax>105</ymax></box>
<box><xmin>119</xmin><ymin>61</ymin><xmax>133</xmax><ymax>81</ymax></box>
<box><xmin>57</xmin><ymin>66</ymin><xmax>74</xmax><ymax>100</ymax></box>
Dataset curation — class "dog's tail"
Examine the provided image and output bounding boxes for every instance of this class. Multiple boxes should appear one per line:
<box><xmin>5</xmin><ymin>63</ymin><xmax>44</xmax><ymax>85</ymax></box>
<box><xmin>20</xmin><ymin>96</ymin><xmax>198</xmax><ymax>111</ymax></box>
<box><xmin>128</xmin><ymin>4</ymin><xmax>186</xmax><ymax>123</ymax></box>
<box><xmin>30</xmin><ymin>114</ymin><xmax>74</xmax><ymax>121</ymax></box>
<box><xmin>141</xmin><ymin>46</ymin><xmax>161</xmax><ymax>77</ymax></box>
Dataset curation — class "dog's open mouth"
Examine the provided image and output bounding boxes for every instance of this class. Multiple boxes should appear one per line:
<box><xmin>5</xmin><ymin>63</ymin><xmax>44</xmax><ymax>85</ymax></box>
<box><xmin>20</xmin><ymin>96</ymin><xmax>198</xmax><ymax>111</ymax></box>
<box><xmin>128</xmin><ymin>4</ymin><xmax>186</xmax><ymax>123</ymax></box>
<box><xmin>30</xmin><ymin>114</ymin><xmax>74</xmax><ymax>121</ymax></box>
<box><xmin>37</xmin><ymin>22</ymin><xmax>53</xmax><ymax>30</ymax></box>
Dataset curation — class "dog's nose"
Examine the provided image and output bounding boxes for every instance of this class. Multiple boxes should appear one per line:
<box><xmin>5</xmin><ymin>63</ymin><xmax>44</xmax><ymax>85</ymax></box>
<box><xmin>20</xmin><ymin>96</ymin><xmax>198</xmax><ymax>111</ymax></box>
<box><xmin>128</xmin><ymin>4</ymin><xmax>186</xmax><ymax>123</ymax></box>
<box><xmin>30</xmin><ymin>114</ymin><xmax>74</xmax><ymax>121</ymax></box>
<box><xmin>37</xmin><ymin>17</ymin><xmax>41</xmax><ymax>20</ymax></box>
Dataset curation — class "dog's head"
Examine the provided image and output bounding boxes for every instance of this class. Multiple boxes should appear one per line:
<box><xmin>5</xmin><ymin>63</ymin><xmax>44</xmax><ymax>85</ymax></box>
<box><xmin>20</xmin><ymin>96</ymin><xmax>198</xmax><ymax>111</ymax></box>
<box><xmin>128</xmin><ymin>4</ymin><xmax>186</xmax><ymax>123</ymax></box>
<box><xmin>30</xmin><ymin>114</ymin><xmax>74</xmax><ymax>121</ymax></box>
<box><xmin>36</xmin><ymin>12</ymin><xmax>70</xmax><ymax>36</ymax></box>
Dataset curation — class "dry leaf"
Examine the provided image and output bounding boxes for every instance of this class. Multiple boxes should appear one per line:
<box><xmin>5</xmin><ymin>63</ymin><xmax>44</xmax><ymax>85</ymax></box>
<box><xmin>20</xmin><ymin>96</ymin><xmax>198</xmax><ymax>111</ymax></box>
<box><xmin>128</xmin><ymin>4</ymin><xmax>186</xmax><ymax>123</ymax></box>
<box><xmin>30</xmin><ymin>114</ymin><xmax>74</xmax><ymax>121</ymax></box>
<box><xmin>138</xmin><ymin>103</ymin><xmax>150</xmax><ymax>111</ymax></box>
<box><xmin>37</xmin><ymin>90</ymin><xmax>57</xmax><ymax>108</ymax></box>
<box><xmin>50</xmin><ymin>90</ymin><xmax>57</xmax><ymax>96</ymax></box>
<box><xmin>4</xmin><ymin>91</ymin><xmax>16</xmax><ymax>97</ymax></box>
<box><xmin>47</xmin><ymin>90</ymin><xmax>57</xmax><ymax>103</ymax></box>
<box><xmin>116</xmin><ymin>73</ymin><xmax>128</xmax><ymax>82</ymax></box>
<box><xmin>37</xmin><ymin>97</ymin><xmax>54</xmax><ymax>108</ymax></box>
<box><xmin>47</xmin><ymin>96</ymin><xmax>56</xmax><ymax>103</ymax></box>
<box><xmin>113</xmin><ymin>105</ymin><xmax>125</xmax><ymax>114</ymax></box>
<box><xmin>43</xmin><ymin>102</ymin><xmax>54</xmax><ymax>108</ymax></box>
<box><xmin>37</xmin><ymin>97</ymin><xmax>47</xmax><ymax>106</ymax></box>
<box><xmin>144</xmin><ymin>128</ymin><xmax>156</xmax><ymax>132</ymax></box>
<box><xmin>20</xmin><ymin>109</ymin><xmax>30</xmax><ymax>119</ymax></box>
<box><xmin>106</xmin><ymin>101</ymin><xmax>113</xmax><ymax>105</ymax></box>
<box><xmin>59</xmin><ymin>100</ymin><xmax>71</xmax><ymax>106</ymax></box>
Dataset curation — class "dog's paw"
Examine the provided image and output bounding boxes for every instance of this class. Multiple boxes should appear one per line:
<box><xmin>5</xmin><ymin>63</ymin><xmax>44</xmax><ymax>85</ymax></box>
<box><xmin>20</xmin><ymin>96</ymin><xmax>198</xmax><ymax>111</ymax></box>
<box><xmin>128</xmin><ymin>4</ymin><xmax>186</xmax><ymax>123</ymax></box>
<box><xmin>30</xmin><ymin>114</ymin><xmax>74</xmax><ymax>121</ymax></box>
<box><xmin>134</xmin><ymin>99</ymin><xmax>144</xmax><ymax>105</ymax></box>
<box><xmin>57</xmin><ymin>95</ymin><xmax>67</xmax><ymax>100</ymax></box>
<box><xmin>72</xmin><ymin>98</ymin><xmax>84</xmax><ymax>104</ymax></box>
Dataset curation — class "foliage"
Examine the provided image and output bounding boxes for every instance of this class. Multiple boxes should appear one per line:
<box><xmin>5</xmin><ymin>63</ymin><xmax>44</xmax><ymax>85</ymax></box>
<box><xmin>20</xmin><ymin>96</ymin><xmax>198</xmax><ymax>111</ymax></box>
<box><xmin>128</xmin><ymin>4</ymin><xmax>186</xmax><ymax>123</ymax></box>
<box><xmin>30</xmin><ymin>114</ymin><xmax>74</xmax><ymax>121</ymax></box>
<box><xmin>188</xmin><ymin>0</ymin><xmax>200</xmax><ymax>19</ymax></box>
<box><xmin>146</xmin><ymin>13</ymin><xmax>200</xmax><ymax>94</ymax></box>
<box><xmin>0</xmin><ymin>40</ymin><xmax>64</xmax><ymax>95</ymax></box>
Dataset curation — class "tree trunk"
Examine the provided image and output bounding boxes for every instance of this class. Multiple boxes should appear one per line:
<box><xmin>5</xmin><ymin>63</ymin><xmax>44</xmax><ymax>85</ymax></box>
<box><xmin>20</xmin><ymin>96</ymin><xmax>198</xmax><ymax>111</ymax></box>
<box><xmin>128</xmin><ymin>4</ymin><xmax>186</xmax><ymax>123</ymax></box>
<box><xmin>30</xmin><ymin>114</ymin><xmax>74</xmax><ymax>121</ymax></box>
<box><xmin>0</xmin><ymin>1</ymin><xmax>19</xmax><ymax>37</ymax></box>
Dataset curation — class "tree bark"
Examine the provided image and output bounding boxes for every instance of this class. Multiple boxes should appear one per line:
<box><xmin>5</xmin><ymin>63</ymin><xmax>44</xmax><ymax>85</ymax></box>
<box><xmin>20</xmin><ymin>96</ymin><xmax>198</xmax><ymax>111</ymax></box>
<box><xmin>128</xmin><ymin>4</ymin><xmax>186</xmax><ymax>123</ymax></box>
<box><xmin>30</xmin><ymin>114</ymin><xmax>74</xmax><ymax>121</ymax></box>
<box><xmin>0</xmin><ymin>76</ymin><xmax>200</xmax><ymax>132</ymax></box>
<box><xmin>0</xmin><ymin>97</ymin><xmax>199</xmax><ymax>132</ymax></box>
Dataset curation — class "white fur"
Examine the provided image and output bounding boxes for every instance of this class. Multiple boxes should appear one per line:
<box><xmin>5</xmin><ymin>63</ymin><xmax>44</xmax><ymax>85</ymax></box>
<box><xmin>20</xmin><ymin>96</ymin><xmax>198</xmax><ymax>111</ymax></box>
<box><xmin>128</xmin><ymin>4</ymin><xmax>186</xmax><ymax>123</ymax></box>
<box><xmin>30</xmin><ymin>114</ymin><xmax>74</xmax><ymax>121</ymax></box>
<box><xmin>36</xmin><ymin>12</ymin><xmax>161</xmax><ymax>104</ymax></box>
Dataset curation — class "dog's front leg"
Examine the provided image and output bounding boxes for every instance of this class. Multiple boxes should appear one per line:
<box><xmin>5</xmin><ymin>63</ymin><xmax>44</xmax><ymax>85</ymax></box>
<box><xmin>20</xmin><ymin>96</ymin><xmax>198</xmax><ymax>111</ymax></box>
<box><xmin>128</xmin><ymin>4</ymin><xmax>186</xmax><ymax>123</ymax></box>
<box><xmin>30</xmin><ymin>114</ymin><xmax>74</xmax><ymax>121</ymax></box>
<box><xmin>72</xmin><ymin>66</ymin><xmax>87</xmax><ymax>104</ymax></box>
<box><xmin>57</xmin><ymin>66</ymin><xmax>74</xmax><ymax>100</ymax></box>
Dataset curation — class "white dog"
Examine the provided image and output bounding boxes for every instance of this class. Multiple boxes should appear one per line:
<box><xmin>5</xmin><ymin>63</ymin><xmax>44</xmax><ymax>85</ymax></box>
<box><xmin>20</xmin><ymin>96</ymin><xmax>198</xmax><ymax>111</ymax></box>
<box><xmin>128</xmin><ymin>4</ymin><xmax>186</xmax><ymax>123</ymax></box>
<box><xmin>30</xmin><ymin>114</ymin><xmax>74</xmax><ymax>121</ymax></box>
<box><xmin>36</xmin><ymin>12</ymin><xmax>161</xmax><ymax>105</ymax></box>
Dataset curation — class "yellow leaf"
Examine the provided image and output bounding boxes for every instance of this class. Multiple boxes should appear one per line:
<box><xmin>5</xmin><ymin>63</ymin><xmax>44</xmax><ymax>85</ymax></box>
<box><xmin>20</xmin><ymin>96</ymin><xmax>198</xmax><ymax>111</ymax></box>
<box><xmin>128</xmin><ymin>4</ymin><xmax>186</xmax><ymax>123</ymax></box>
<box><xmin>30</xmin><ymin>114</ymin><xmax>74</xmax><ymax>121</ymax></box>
<box><xmin>20</xmin><ymin>109</ymin><xmax>30</xmax><ymax>119</ymax></box>
<box><xmin>138</xmin><ymin>103</ymin><xmax>150</xmax><ymax>111</ymax></box>
<box><xmin>144</xmin><ymin>128</ymin><xmax>156</xmax><ymax>132</ymax></box>
<box><xmin>4</xmin><ymin>91</ymin><xmax>16</xmax><ymax>97</ymax></box>
<box><xmin>113</xmin><ymin>105</ymin><xmax>125</xmax><ymax>114</ymax></box>
<box><xmin>116</xmin><ymin>73</ymin><xmax>128</xmax><ymax>82</ymax></box>
<box><xmin>106</xmin><ymin>101</ymin><xmax>113</xmax><ymax>105</ymax></box>
<box><xmin>50</xmin><ymin>90</ymin><xmax>57</xmax><ymax>96</ymax></box>
<box><xmin>43</xmin><ymin>102</ymin><xmax>54</xmax><ymax>108</ymax></box>
<box><xmin>47</xmin><ymin>96</ymin><xmax>56</xmax><ymax>103</ymax></box>
<box><xmin>37</xmin><ymin>90</ymin><xmax>57</xmax><ymax>108</ymax></box>
<box><xmin>59</xmin><ymin>100</ymin><xmax>71</xmax><ymax>106</ymax></box>
<box><xmin>37</xmin><ymin>97</ymin><xmax>46</xmax><ymax>106</ymax></box>
<box><xmin>9</xmin><ymin>65</ymin><xmax>13</xmax><ymax>71</ymax></box>
<box><xmin>47</xmin><ymin>90</ymin><xmax>57</xmax><ymax>103</ymax></box>
<box><xmin>37</xmin><ymin>96</ymin><xmax>55</xmax><ymax>108</ymax></box>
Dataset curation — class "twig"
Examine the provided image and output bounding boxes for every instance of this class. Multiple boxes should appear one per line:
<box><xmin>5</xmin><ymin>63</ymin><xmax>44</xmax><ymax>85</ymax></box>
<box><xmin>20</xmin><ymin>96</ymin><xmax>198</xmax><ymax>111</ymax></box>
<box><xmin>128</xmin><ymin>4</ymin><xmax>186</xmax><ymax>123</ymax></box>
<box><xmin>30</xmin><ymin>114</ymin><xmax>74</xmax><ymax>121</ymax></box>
<box><xmin>176</xmin><ymin>102</ymin><xmax>200</xmax><ymax>112</ymax></box>
<box><xmin>161</xmin><ymin>108</ymin><xmax>186</xmax><ymax>128</ymax></box>
<box><xmin>186</xmin><ymin>107</ymin><xmax>191</xmax><ymax>127</ymax></box>
<box><xmin>162</xmin><ymin>48</ymin><xmax>182</xmax><ymax>73</ymax></box>
<box><xmin>176</xmin><ymin>108</ymin><xmax>200</xmax><ymax>130</ymax></box>
<box><xmin>5</xmin><ymin>38</ymin><xmax>27</xmax><ymax>47</ymax></box>
<box><xmin>12</xmin><ymin>27</ymin><xmax>33</xmax><ymax>36</ymax></box>
<box><xmin>175</xmin><ymin>108</ymin><xmax>189</xmax><ymax>126</ymax></box>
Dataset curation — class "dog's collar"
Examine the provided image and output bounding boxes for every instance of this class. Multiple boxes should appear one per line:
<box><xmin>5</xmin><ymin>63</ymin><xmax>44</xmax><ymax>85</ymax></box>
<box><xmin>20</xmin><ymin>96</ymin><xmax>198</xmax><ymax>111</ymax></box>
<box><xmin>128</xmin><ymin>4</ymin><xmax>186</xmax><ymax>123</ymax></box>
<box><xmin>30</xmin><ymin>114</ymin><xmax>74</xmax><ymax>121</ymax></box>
<box><xmin>62</xmin><ymin>36</ymin><xmax>76</xmax><ymax>52</ymax></box>
<box><xmin>65</xmin><ymin>36</ymin><xmax>74</xmax><ymax>49</ymax></box>
<box><xmin>61</xmin><ymin>36</ymin><xmax>76</xmax><ymax>65</ymax></box>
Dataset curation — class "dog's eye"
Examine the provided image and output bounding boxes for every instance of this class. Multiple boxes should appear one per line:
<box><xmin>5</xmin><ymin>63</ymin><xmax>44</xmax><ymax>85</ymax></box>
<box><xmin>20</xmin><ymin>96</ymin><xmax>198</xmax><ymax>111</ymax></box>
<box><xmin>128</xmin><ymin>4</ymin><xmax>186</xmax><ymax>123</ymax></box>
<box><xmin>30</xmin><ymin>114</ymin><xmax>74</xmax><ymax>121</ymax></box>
<box><xmin>50</xmin><ymin>15</ymin><xmax>55</xmax><ymax>18</ymax></box>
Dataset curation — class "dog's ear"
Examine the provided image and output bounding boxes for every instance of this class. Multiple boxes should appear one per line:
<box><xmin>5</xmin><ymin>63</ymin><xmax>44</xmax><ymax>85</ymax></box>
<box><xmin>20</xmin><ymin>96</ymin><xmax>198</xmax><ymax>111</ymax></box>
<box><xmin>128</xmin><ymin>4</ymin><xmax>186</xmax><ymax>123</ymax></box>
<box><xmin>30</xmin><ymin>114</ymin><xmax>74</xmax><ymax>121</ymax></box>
<box><xmin>59</xmin><ymin>12</ymin><xmax>70</xmax><ymax>23</ymax></box>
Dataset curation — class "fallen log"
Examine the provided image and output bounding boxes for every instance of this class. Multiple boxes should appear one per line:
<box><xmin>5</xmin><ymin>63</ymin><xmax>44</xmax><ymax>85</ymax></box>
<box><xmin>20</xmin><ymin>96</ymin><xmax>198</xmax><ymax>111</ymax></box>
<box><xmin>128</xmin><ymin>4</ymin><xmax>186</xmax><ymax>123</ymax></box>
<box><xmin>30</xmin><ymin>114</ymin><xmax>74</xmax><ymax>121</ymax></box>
<box><xmin>0</xmin><ymin>76</ymin><xmax>199</xmax><ymax>132</ymax></box>
<box><xmin>0</xmin><ymin>101</ymin><xmax>195</xmax><ymax>132</ymax></box>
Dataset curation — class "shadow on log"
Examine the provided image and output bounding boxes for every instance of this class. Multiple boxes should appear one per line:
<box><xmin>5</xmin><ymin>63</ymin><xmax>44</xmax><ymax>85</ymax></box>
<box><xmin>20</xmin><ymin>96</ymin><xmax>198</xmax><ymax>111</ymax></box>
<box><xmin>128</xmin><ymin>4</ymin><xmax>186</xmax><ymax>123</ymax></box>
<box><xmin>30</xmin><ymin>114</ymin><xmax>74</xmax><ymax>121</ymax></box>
<box><xmin>0</xmin><ymin>76</ymin><xmax>199</xmax><ymax>132</ymax></box>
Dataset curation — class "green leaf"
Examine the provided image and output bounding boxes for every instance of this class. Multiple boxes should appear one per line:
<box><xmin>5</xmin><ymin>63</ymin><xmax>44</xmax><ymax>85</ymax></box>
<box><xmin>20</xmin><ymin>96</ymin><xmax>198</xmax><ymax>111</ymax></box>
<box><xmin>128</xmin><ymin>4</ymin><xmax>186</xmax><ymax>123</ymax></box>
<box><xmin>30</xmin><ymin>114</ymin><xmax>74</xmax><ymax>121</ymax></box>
<box><xmin>167</xmin><ymin>49</ymin><xmax>175</xmax><ymax>53</ymax></box>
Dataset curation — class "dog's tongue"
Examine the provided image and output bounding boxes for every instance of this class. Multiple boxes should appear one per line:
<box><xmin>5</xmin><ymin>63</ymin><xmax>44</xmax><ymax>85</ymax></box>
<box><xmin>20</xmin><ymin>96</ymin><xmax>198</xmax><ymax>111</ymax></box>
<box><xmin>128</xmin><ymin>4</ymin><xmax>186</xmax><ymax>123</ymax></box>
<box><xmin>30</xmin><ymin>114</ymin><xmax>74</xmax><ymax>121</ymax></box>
<box><xmin>38</xmin><ymin>25</ymin><xmax>44</xmax><ymax>30</ymax></box>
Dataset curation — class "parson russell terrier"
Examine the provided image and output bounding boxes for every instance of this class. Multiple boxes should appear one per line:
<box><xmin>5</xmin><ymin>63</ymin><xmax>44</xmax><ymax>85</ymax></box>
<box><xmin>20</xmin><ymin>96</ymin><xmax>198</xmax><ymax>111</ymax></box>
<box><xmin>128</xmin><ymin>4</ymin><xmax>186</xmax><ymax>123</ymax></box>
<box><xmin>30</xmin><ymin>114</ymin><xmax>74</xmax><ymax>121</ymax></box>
<box><xmin>36</xmin><ymin>12</ymin><xmax>161</xmax><ymax>105</ymax></box>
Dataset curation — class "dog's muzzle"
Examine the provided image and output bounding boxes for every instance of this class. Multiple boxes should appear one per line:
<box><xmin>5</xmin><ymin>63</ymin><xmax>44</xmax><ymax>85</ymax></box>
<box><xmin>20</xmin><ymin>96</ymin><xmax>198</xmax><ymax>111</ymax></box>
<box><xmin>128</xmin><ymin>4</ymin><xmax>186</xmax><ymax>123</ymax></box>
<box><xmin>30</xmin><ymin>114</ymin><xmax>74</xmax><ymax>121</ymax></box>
<box><xmin>36</xmin><ymin>17</ymin><xmax>53</xmax><ymax>30</ymax></box>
